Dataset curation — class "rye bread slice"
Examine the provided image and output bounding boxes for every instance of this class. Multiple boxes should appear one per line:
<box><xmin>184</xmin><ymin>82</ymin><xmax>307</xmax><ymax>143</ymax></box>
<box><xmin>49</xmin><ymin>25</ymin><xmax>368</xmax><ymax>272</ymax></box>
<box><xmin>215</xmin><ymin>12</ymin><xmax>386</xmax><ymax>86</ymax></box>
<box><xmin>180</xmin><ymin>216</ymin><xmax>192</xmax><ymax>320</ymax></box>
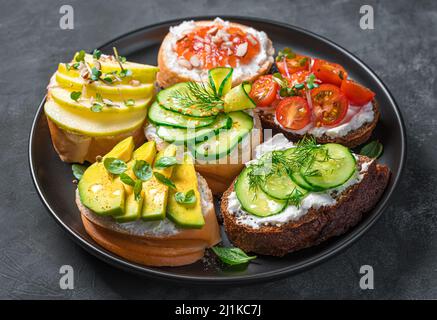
<box><xmin>221</xmin><ymin>156</ymin><xmax>390</xmax><ymax>256</ymax></box>
<box><xmin>256</xmin><ymin>100</ymin><xmax>380</xmax><ymax>148</ymax></box>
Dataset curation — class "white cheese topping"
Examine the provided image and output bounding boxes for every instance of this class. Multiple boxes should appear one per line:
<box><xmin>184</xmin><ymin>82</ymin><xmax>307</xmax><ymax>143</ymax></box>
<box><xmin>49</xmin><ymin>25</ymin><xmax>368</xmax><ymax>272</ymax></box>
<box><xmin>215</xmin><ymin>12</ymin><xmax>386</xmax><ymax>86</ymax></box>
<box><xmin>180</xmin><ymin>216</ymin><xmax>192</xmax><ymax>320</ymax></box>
<box><xmin>273</xmin><ymin>101</ymin><xmax>374</xmax><ymax>138</ymax></box>
<box><xmin>227</xmin><ymin>134</ymin><xmax>373</xmax><ymax>229</ymax></box>
<box><xmin>164</xmin><ymin>17</ymin><xmax>274</xmax><ymax>84</ymax></box>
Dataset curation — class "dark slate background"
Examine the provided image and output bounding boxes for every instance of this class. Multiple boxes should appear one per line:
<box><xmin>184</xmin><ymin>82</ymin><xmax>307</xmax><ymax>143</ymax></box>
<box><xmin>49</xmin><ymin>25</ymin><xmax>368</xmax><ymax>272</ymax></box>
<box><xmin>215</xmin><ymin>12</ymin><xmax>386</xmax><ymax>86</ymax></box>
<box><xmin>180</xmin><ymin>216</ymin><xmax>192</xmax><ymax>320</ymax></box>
<box><xmin>0</xmin><ymin>0</ymin><xmax>435</xmax><ymax>299</ymax></box>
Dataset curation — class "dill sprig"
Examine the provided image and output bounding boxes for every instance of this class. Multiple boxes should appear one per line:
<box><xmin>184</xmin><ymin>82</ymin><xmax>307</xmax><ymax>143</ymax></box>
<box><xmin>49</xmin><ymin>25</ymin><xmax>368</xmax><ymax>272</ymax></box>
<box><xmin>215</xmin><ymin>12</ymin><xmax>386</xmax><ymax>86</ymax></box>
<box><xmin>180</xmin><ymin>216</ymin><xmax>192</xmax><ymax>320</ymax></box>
<box><xmin>170</xmin><ymin>81</ymin><xmax>224</xmax><ymax>113</ymax></box>
<box><xmin>246</xmin><ymin>136</ymin><xmax>331</xmax><ymax>205</ymax></box>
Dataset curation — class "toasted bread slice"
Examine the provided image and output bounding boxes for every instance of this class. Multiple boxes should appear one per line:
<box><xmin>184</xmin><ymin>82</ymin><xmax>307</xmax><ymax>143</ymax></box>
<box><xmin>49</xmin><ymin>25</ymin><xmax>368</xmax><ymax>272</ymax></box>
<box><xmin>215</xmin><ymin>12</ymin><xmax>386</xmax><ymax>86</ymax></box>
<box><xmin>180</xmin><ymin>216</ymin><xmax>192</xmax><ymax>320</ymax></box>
<box><xmin>221</xmin><ymin>156</ymin><xmax>390</xmax><ymax>256</ymax></box>
<box><xmin>46</xmin><ymin>117</ymin><xmax>146</xmax><ymax>163</ymax></box>
<box><xmin>256</xmin><ymin>100</ymin><xmax>380</xmax><ymax>148</ymax></box>
<box><xmin>145</xmin><ymin>112</ymin><xmax>263</xmax><ymax>194</ymax></box>
<box><xmin>157</xmin><ymin>19</ymin><xmax>274</xmax><ymax>88</ymax></box>
<box><xmin>76</xmin><ymin>172</ymin><xmax>221</xmax><ymax>267</ymax></box>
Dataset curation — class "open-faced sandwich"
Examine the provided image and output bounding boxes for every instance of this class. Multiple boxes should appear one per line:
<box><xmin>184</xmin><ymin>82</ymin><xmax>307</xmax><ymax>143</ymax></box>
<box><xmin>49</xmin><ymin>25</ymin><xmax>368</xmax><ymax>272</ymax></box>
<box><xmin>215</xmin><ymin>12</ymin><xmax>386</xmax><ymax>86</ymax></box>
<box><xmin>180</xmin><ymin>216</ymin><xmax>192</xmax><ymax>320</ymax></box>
<box><xmin>157</xmin><ymin>18</ymin><xmax>274</xmax><ymax>88</ymax></box>
<box><xmin>76</xmin><ymin>137</ymin><xmax>221</xmax><ymax>266</ymax></box>
<box><xmin>45</xmin><ymin>49</ymin><xmax>158</xmax><ymax>163</ymax></box>
<box><xmin>146</xmin><ymin>67</ymin><xmax>263</xmax><ymax>194</ymax></box>
<box><xmin>221</xmin><ymin>134</ymin><xmax>390</xmax><ymax>256</ymax></box>
<box><xmin>250</xmin><ymin>48</ymin><xmax>378</xmax><ymax>148</ymax></box>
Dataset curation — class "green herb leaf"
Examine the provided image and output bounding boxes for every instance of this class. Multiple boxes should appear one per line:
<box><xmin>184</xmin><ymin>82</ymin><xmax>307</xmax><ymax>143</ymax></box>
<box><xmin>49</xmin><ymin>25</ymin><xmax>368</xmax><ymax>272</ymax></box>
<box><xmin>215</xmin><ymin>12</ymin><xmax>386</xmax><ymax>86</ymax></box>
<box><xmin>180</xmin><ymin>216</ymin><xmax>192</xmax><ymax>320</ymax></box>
<box><xmin>134</xmin><ymin>180</ymin><xmax>142</xmax><ymax>201</ymax></box>
<box><xmin>75</xmin><ymin>50</ymin><xmax>85</xmax><ymax>62</ymax></box>
<box><xmin>103</xmin><ymin>158</ymin><xmax>127</xmax><ymax>175</ymax></box>
<box><xmin>119</xmin><ymin>173</ymin><xmax>135</xmax><ymax>186</ymax></box>
<box><xmin>119</xmin><ymin>69</ymin><xmax>132</xmax><ymax>78</ymax></box>
<box><xmin>153</xmin><ymin>172</ymin><xmax>176</xmax><ymax>189</ymax></box>
<box><xmin>93</xmin><ymin>49</ymin><xmax>102</xmax><ymax>60</ymax></box>
<box><xmin>102</xmin><ymin>77</ymin><xmax>113</xmax><ymax>83</ymax></box>
<box><xmin>65</xmin><ymin>63</ymin><xmax>71</xmax><ymax>71</ymax></box>
<box><xmin>133</xmin><ymin>160</ymin><xmax>153</xmax><ymax>181</ymax></box>
<box><xmin>91</xmin><ymin>67</ymin><xmax>102</xmax><ymax>81</ymax></box>
<box><xmin>124</xmin><ymin>99</ymin><xmax>135</xmax><ymax>106</ymax></box>
<box><xmin>154</xmin><ymin>156</ymin><xmax>177</xmax><ymax>169</ymax></box>
<box><xmin>360</xmin><ymin>140</ymin><xmax>383</xmax><ymax>158</ymax></box>
<box><xmin>174</xmin><ymin>189</ymin><xmax>196</xmax><ymax>205</ymax></box>
<box><xmin>276</xmin><ymin>47</ymin><xmax>296</xmax><ymax>61</ymax></box>
<box><xmin>91</xmin><ymin>103</ymin><xmax>103</xmax><ymax>112</ymax></box>
<box><xmin>72</xmin><ymin>164</ymin><xmax>88</xmax><ymax>180</ymax></box>
<box><xmin>211</xmin><ymin>247</ymin><xmax>257</xmax><ymax>266</ymax></box>
<box><xmin>70</xmin><ymin>91</ymin><xmax>81</xmax><ymax>102</ymax></box>
<box><xmin>72</xmin><ymin>62</ymin><xmax>80</xmax><ymax>69</ymax></box>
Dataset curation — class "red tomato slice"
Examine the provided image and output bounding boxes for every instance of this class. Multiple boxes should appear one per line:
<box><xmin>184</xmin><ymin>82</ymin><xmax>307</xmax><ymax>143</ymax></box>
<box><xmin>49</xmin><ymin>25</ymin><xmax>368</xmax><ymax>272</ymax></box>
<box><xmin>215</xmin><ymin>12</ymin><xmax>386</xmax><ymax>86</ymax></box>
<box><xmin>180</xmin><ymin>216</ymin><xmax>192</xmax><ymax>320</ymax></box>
<box><xmin>275</xmin><ymin>97</ymin><xmax>311</xmax><ymax>130</ymax></box>
<box><xmin>288</xmin><ymin>70</ymin><xmax>311</xmax><ymax>96</ymax></box>
<box><xmin>277</xmin><ymin>54</ymin><xmax>309</xmax><ymax>77</ymax></box>
<box><xmin>249</xmin><ymin>75</ymin><xmax>279</xmax><ymax>107</ymax></box>
<box><xmin>311</xmin><ymin>84</ymin><xmax>348</xmax><ymax>127</ymax></box>
<box><xmin>340</xmin><ymin>79</ymin><xmax>375</xmax><ymax>106</ymax></box>
<box><xmin>312</xmin><ymin>59</ymin><xmax>348</xmax><ymax>86</ymax></box>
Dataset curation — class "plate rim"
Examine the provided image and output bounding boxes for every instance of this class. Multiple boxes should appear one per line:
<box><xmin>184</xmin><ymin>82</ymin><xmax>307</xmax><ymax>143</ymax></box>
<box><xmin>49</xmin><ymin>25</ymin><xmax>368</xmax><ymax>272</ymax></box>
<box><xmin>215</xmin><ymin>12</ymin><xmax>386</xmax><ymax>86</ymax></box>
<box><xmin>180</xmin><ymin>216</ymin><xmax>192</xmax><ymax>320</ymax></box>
<box><xmin>28</xmin><ymin>15</ymin><xmax>407</xmax><ymax>284</ymax></box>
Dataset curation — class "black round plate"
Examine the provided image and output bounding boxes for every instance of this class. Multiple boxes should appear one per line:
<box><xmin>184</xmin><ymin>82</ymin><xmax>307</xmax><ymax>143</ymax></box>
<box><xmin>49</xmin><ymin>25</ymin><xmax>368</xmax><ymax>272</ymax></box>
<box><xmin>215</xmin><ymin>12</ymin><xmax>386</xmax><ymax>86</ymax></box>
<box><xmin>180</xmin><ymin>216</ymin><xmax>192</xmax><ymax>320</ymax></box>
<box><xmin>29</xmin><ymin>16</ymin><xmax>406</xmax><ymax>284</ymax></box>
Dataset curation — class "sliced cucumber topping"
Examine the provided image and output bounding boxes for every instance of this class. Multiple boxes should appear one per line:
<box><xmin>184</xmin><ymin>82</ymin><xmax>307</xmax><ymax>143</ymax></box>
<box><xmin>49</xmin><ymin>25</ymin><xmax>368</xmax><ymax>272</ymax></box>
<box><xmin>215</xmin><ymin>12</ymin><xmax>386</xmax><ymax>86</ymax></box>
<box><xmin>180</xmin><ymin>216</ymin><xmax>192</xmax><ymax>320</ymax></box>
<box><xmin>148</xmin><ymin>101</ymin><xmax>216</xmax><ymax>128</ymax></box>
<box><xmin>193</xmin><ymin>111</ymin><xmax>253</xmax><ymax>160</ymax></box>
<box><xmin>235</xmin><ymin>166</ymin><xmax>287</xmax><ymax>217</ymax></box>
<box><xmin>261</xmin><ymin>171</ymin><xmax>308</xmax><ymax>200</ymax></box>
<box><xmin>290</xmin><ymin>171</ymin><xmax>323</xmax><ymax>192</ymax></box>
<box><xmin>157</xmin><ymin>82</ymin><xmax>221</xmax><ymax>117</ymax></box>
<box><xmin>209</xmin><ymin>67</ymin><xmax>233</xmax><ymax>97</ymax></box>
<box><xmin>156</xmin><ymin>114</ymin><xmax>232</xmax><ymax>145</ymax></box>
<box><xmin>223</xmin><ymin>82</ymin><xmax>256</xmax><ymax>113</ymax></box>
<box><xmin>301</xmin><ymin>143</ymin><xmax>356</xmax><ymax>190</ymax></box>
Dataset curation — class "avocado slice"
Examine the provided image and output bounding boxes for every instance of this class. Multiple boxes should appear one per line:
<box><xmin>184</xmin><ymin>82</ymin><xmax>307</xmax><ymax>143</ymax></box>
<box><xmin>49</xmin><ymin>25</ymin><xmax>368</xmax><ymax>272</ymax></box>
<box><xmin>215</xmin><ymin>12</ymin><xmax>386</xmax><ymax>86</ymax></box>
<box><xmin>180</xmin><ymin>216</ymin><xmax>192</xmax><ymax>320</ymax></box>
<box><xmin>141</xmin><ymin>145</ymin><xmax>177</xmax><ymax>221</ymax></box>
<box><xmin>78</xmin><ymin>137</ymin><xmax>135</xmax><ymax>216</ymax></box>
<box><xmin>115</xmin><ymin>141</ymin><xmax>157</xmax><ymax>223</ymax></box>
<box><xmin>167</xmin><ymin>155</ymin><xmax>205</xmax><ymax>229</ymax></box>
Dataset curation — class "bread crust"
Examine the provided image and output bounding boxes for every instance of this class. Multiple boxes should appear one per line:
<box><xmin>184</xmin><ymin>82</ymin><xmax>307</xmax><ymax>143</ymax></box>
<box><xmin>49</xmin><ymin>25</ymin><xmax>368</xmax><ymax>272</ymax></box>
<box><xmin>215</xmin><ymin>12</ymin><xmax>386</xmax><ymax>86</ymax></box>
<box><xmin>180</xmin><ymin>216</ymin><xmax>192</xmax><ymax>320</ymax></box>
<box><xmin>256</xmin><ymin>100</ymin><xmax>380</xmax><ymax>149</ymax></box>
<box><xmin>47</xmin><ymin>117</ymin><xmax>146</xmax><ymax>163</ymax></box>
<box><xmin>157</xmin><ymin>20</ymin><xmax>274</xmax><ymax>88</ymax></box>
<box><xmin>76</xmin><ymin>173</ymin><xmax>221</xmax><ymax>266</ymax></box>
<box><xmin>221</xmin><ymin>156</ymin><xmax>390</xmax><ymax>256</ymax></box>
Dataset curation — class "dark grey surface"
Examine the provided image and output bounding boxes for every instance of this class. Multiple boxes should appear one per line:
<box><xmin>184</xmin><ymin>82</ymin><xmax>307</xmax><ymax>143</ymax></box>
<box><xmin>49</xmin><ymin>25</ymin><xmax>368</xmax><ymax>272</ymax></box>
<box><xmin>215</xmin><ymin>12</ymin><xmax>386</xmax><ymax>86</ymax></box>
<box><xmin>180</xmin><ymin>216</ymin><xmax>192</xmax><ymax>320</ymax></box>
<box><xmin>0</xmin><ymin>0</ymin><xmax>435</xmax><ymax>299</ymax></box>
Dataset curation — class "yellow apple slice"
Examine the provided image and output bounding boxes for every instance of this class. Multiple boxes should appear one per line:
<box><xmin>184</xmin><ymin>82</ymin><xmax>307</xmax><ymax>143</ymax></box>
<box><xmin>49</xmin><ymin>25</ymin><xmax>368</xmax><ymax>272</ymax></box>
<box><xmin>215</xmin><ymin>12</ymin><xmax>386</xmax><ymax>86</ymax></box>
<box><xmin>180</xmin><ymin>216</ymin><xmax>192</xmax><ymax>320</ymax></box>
<box><xmin>44</xmin><ymin>99</ymin><xmax>147</xmax><ymax>136</ymax></box>
<box><xmin>58</xmin><ymin>56</ymin><xmax>159</xmax><ymax>84</ymax></box>
<box><xmin>49</xmin><ymin>87</ymin><xmax>153</xmax><ymax>114</ymax></box>
<box><xmin>55</xmin><ymin>71</ymin><xmax>155</xmax><ymax>98</ymax></box>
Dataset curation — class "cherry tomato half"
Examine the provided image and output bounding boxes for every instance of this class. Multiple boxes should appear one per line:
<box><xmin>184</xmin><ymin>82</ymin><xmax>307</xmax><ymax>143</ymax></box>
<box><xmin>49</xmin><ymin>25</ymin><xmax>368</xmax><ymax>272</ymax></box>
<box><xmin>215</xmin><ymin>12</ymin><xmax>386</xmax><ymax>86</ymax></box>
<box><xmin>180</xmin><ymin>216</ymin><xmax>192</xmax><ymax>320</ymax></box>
<box><xmin>277</xmin><ymin>54</ymin><xmax>310</xmax><ymax>77</ymax></box>
<box><xmin>340</xmin><ymin>79</ymin><xmax>375</xmax><ymax>106</ymax></box>
<box><xmin>311</xmin><ymin>84</ymin><xmax>348</xmax><ymax>127</ymax></box>
<box><xmin>288</xmin><ymin>70</ymin><xmax>311</xmax><ymax>96</ymax></box>
<box><xmin>312</xmin><ymin>59</ymin><xmax>348</xmax><ymax>86</ymax></box>
<box><xmin>275</xmin><ymin>96</ymin><xmax>311</xmax><ymax>130</ymax></box>
<box><xmin>249</xmin><ymin>75</ymin><xmax>279</xmax><ymax>107</ymax></box>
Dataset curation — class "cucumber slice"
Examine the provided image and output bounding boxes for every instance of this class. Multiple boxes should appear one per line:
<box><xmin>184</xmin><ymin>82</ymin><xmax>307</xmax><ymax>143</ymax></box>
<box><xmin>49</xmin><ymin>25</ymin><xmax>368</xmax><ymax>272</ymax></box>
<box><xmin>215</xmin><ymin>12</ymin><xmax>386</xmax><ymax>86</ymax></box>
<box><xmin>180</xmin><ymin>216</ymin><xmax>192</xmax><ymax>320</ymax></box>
<box><xmin>290</xmin><ymin>171</ymin><xmax>323</xmax><ymax>192</ymax></box>
<box><xmin>223</xmin><ymin>82</ymin><xmax>256</xmax><ymax>113</ymax></box>
<box><xmin>156</xmin><ymin>114</ymin><xmax>232</xmax><ymax>145</ymax></box>
<box><xmin>157</xmin><ymin>82</ymin><xmax>221</xmax><ymax>117</ymax></box>
<box><xmin>193</xmin><ymin>111</ymin><xmax>253</xmax><ymax>160</ymax></box>
<box><xmin>261</xmin><ymin>172</ymin><xmax>308</xmax><ymax>200</ymax></box>
<box><xmin>301</xmin><ymin>143</ymin><xmax>356</xmax><ymax>190</ymax></box>
<box><xmin>235</xmin><ymin>166</ymin><xmax>287</xmax><ymax>217</ymax></box>
<box><xmin>148</xmin><ymin>101</ymin><xmax>216</xmax><ymax>128</ymax></box>
<box><xmin>209</xmin><ymin>67</ymin><xmax>233</xmax><ymax>97</ymax></box>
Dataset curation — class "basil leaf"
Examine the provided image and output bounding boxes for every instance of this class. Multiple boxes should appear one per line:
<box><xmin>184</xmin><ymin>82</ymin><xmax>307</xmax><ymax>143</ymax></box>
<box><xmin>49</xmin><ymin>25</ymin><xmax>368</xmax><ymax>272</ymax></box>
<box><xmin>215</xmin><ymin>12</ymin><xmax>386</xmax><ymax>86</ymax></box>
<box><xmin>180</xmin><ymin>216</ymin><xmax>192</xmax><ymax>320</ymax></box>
<box><xmin>154</xmin><ymin>156</ymin><xmax>177</xmax><ymax>169</ymax></box>
<box><xmin>119</xmin><ymin>173</ymin><xmax>135</xmax><ymax>186</ymax></box>
<box><xmin>70</xmin><ymin>91</ymin><xmax>81</xmax><ymax>102</ymax></box>
<box><xmin>124</xmin><ymin>99</ymin><xmax>135</xmax><ymax>106</ymax></box>
<box><xmin>75</xmin><ymin>50</ymin><xmax>85</xmax><ymax>62</ymax></box>
<box><xmin>134</xmin><ymin>180</ymin><xmax>142</xmax><ymax>201</ymax></box>
<box><xmin>153</xmin><ymin>172</ymin><xmax>176</xmax><ymax>189</ymax></box>
<box><xmin>72</xmin><ymin>164</ymin><xmax>88</xmax><ymax>180</ymax></box>
<box><xmin>211</xmin><ymin>247</ymin><xmax>257</xmax><ymax>266</ymax></box>
<box><xmin>103</xmin><ymin>158</ymin><xmax>127</xmax><ymax>175</ymax></box>
<box><xmin>174</xmin><ymin>189</ymin><xmax>196</xmax><ymax>205</ymax></box>
<box><xmin>92</xmin><ymin>49</ymin><xmax>102</xmax><ymax>60</ymax></box>
<box><xmin>133</xmin><ymin>160</ymin><xmax>152</xmax><ymax>181</ymax></box>
<box><xmin>360</xmin><ymin>140</ymin><xmax>383</xmax><ymax>159</ymax></box>
<box><xmin>91</xmin><ymin>67</ymin><xmax>102</xmax><ymax>81</ymax></box>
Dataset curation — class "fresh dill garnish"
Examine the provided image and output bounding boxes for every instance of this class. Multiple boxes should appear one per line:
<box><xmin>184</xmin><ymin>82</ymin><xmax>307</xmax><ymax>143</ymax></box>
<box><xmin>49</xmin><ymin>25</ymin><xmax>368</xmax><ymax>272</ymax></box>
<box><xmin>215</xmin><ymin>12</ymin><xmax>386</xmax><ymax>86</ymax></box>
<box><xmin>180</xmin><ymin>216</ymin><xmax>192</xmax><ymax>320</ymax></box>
<box><xmin>169</xmin><ymin>81</ymin><xmax>224</xmax><ymax>114</ymax></box>
<box><xmin>246</xmin><ymin>136</ymin><xmax>333</xmax><ymax>205</ymax></box>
